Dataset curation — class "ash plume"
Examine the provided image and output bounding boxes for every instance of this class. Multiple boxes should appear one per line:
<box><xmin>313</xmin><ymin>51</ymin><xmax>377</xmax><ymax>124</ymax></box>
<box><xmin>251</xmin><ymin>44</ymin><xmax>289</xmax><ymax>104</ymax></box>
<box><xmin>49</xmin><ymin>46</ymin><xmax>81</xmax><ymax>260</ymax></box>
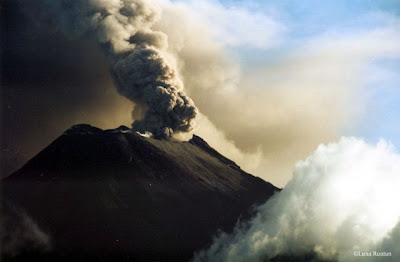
<box><xmin>23</xmin><ymin>0</ymin><xmax>197</xmax><ymax>139</ymax></box>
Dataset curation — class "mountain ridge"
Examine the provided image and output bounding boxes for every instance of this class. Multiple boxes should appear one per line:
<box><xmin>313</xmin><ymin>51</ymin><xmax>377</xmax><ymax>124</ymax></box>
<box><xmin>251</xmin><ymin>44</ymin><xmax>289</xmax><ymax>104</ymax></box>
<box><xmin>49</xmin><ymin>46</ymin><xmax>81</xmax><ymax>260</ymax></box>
<box><xmin>2</xmin><ymin>124</ymin><xmax>278</xmax><ymax>261</ymax></box>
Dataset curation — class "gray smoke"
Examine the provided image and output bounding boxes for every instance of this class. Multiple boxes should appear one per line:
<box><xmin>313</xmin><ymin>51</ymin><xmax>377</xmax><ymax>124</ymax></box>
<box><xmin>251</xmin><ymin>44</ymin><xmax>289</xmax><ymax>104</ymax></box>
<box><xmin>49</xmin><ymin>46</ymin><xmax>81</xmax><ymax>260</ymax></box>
<box><xmin>22</xmin><ymin>0</ymin><xmax>197</xmax><ymax>139</ymax></box>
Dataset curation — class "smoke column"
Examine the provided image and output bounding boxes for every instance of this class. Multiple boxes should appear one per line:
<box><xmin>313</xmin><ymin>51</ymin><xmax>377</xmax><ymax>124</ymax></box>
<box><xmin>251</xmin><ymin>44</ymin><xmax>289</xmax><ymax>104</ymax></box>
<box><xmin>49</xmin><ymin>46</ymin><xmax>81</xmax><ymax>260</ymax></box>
<box><xmin>195</xmin><ymin>138</ymin><xmax>400</xmax><ymax>262</ymax></box>
<box><xmin>24</xmin><ymin>0</ymin><xmax>197</xmax><ymax>139</ymax></box>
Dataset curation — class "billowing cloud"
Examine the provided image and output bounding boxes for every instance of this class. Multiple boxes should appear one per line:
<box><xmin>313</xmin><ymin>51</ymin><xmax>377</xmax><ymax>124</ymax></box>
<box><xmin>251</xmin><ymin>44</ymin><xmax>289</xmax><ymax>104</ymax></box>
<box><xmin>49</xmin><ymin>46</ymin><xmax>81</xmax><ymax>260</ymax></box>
<box><xmin>22</xmin><ymin>0</ymin><xmax>197</xmax><ymax>139</ymax></box>
<box><xmin>374</xmin><ymin>221</ymin><xmax>400</xmax><ymax>262</ymax></box>
<box><xmin>194</xmin><ymin>138</ymin><xmax>400</xmax><ymax>262</ymax></box>
<box><xmin>155</xmin><ymin>2</ymin><xmax>400</xmax><ymax>186</ymax></box>
<box><xmin>4</xmin><ymin>0</ymin><xmax>400</xmax><ymax>187</ymax></box>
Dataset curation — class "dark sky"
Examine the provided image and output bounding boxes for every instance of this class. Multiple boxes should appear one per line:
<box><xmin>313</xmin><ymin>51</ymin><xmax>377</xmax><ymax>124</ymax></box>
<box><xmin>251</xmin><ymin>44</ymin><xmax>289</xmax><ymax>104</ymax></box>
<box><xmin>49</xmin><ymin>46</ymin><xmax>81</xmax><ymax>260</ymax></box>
<box><xmin>1</xmin><ymin>0</ymin><xmax>133</xmax><ymax>177</ymax></box>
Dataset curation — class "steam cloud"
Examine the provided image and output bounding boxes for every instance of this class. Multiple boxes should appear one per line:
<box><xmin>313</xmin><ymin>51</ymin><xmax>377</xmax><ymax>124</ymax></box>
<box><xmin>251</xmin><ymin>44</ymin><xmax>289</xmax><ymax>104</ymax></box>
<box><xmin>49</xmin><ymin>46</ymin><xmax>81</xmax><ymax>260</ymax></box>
<box><xmin>1</xmin><ymin>201</ymin><xmax>51</xmax><ymax>256</ymax></box>
<box><xmin>25</xmin><ymin>0</ymin><xmax>197</xmax><ymax>139</ymax></box>
<box><xmin>195</xmin><ymin>138</ymin><xmax>400</xmax><ymax>262</ymax></box>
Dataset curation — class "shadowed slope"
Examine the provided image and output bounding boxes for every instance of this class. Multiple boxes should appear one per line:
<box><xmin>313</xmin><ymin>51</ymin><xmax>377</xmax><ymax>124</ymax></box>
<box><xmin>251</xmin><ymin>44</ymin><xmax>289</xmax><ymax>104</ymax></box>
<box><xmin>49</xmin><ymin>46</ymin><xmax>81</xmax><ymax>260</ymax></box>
<box><xmin>2</xmin><ymin>124</ymin><xmax>278</xmax><ymax>261</ymax></box>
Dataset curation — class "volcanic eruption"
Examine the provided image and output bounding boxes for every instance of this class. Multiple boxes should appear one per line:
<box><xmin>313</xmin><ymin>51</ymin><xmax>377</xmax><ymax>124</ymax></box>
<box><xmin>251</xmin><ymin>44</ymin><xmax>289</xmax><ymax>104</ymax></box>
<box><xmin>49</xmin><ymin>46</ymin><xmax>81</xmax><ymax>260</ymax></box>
<box><xmin>25</xmin><ymin>0</ymin><xmax>197</xmax><ymax>139</ymax></box>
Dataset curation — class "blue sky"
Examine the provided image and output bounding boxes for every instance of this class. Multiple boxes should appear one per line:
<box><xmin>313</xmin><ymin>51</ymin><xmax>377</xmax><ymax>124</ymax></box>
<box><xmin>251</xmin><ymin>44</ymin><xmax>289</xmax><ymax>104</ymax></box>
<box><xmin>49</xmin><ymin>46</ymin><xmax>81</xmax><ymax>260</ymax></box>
<box><xmin>358</xmin><ymin>59</ymin><xmax>400</xmax><ymax>146</ymax></box>
<box><xmin>180</xmin><ymin>0</ymin><xmax>400</xmax><ymax>148</ymax></box>
<box><xmin>267</xmin><ymin>0</ymin><xmax>400</xmax><ymax>148</ymax></box>
<box><xmin>165</xmin><ymin>0</ymin><xmax>400</xmax><ymax>186</ymax></box>
<box><xmin>244</xmin><ymin>0</ymin><xmax>400</xmax><ymax>148</ymax></box>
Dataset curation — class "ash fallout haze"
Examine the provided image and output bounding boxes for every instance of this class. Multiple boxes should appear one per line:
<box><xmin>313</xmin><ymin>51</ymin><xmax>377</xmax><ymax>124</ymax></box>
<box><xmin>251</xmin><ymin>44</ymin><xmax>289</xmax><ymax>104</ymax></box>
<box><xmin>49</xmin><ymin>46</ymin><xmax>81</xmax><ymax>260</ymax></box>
<box><xmin>2</xmin><ymin>0</ymin><xmax>400</xmax><ymax>187</ymax></box>
<box><xmin>1</xmin><ymin>0</ymin><xmax>400</xmax><ymax>261</ymax></box>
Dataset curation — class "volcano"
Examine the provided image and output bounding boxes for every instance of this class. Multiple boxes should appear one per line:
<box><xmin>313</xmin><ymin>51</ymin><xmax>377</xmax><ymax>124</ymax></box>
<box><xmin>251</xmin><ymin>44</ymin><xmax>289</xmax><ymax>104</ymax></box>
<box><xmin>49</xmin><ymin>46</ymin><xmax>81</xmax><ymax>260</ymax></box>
<box><xmin>1</xmin><ymin>124</ymin><xmax>278</xmax><ymax>261</ymax></box>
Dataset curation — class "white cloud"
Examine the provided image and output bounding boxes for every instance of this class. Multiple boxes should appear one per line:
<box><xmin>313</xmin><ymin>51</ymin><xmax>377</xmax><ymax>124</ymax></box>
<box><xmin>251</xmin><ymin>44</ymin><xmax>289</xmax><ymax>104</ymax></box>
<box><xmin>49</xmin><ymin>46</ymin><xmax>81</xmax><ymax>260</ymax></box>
<box><xmin>156</xmin><ymin>1</ymin><xmax>400</xmax><ymax>187</ymax></box>
<box><xmin>167</xmin><ymin>0</ymin><xmax>286</xmax><ymax>49</ymax></box>
<box><xmin>194</xmin><ymin>138</ymin><xmax>400</xmax><ymax>262</ymax></box>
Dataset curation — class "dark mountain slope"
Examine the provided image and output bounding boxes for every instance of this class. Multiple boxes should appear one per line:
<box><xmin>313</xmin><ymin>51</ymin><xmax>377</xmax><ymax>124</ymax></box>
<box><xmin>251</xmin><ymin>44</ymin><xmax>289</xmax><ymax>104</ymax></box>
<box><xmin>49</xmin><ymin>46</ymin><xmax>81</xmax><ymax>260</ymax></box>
<box><xmin>2</xmin><ymin>124</ymin><xmax>278</xmax><ymax>261</ymax></box>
